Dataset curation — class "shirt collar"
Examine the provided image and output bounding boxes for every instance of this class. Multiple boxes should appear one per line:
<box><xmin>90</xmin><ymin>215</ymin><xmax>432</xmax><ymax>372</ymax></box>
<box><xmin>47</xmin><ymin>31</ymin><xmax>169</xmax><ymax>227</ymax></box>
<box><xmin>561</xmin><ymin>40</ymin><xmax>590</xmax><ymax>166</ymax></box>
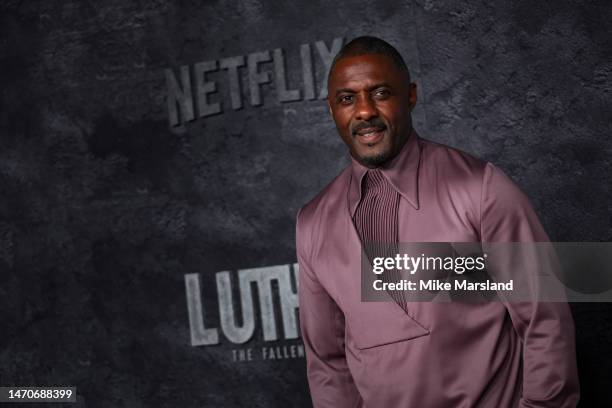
<box><xmin>348</xmin><ymin>129</ymin><xmax>421</xmax><ymax>217</ymax></box>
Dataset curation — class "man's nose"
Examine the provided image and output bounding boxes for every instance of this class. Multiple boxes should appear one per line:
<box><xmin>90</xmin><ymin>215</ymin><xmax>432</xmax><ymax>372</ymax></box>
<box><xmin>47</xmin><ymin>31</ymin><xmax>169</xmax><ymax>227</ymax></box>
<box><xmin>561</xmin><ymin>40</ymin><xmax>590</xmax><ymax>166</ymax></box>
<box><xmin>355</xmin><ymin>95</ymin><xmax>378</xmax><ymax>121</ymax></box>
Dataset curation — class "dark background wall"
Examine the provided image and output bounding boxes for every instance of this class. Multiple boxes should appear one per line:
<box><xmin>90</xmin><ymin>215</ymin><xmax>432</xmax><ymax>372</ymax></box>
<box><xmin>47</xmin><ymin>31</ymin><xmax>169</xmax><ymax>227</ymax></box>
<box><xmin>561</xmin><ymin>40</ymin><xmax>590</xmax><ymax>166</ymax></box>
<box><xmin>1</xmin><ymin>0</ymin><xmax>610</xmax><ymax>407</ymax></box>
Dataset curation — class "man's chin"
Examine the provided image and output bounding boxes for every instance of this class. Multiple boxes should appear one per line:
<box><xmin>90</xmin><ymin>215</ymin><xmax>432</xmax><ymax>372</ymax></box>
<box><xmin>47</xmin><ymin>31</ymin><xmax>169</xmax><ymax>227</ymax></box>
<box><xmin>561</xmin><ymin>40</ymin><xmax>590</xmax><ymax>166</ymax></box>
<box><xmin>358</xmin><ymin>151</ymin><xmax>390</xmax><ymax>168</ymax></box>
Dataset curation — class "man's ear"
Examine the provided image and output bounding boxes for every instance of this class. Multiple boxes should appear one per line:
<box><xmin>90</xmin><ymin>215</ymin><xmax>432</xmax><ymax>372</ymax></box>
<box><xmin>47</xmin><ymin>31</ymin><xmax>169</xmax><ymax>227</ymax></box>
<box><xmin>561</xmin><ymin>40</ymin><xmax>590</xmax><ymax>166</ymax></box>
<box><xmin>327</xmin><ymin>100</ymin><xmax>333</xmax><ymax>117</ymax></box>
<box><xmin>408</xmin><ymin>82</ymin><xmax>418</xmax><ymax>111</ymax></box>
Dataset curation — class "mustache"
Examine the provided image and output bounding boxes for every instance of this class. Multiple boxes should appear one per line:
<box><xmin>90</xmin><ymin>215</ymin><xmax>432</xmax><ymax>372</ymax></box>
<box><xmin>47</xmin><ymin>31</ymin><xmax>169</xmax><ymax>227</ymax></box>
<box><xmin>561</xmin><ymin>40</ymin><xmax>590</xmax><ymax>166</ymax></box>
<box><xmin>351</xmin><ymin>118</ymin><xmax>387</xmax><ymax>135</ymax></box>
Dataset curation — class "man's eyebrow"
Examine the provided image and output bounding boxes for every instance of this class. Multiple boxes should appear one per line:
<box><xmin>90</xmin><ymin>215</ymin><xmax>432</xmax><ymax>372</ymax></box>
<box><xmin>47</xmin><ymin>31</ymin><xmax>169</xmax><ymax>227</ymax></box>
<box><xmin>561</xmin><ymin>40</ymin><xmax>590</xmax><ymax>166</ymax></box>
<box><xmin>334</xmin><ymin>83</ymin><xmax>393</xmax><ymax>96</ymax></box>
<box><xmin>334</xmin><ymin>88</ymin><xmax>356</xmax><ymax>96</ymax></box>
<box><xmin>366</xmin><ymin>82</ymin><xmax>392</xmax><ymax>91</ymax></box>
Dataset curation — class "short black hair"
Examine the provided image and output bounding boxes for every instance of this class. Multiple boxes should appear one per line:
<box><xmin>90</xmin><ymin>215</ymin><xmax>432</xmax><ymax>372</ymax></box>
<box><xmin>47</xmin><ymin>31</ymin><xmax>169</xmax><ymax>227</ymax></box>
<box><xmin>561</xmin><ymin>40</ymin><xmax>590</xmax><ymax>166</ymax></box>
<box><xmin>329</xmin><ymin>36</ymin><xmax>410</xmax><ymax>81</ymax></box>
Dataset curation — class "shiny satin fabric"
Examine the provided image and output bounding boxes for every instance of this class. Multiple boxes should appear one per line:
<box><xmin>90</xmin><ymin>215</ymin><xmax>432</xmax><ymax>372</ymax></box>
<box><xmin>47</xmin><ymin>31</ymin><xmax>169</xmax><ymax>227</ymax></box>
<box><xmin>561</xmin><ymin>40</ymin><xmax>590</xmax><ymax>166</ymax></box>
<box><xmin>296</xmin><ymin>132</ymin><xmax>579</xmax><ymax>407</ymax></box>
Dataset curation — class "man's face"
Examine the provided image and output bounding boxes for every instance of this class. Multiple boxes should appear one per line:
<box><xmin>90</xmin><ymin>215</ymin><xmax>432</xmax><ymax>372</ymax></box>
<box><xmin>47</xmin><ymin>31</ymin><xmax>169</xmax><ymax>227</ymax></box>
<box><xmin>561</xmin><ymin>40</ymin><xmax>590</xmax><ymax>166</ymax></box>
<box><xmin>327</xmin><ymin>54</ymin><xmax>417</xmax><ymax>167</ymax></box>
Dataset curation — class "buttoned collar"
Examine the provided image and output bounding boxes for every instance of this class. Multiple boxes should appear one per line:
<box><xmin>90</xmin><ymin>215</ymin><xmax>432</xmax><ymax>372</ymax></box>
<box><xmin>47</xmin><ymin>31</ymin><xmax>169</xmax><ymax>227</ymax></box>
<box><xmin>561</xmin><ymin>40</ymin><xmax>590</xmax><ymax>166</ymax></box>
<box><xmin>348</xmin><ymin>129</ymin><xmax>421</xmax><ymax>217</ymax></box>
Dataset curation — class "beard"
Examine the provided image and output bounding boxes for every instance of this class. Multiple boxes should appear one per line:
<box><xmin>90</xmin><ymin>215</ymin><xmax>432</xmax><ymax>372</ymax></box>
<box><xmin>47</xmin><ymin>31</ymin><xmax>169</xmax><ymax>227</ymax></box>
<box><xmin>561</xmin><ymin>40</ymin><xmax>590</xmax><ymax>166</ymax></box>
<box><xmin>354</xmin><ymin>121</ymin><xmax>413</xmax><ymax>168</ymax></box>
<box><xmin>359</xmin><ymin>150</ymin><xmax>391</xmax><ymax>167</ymax></box>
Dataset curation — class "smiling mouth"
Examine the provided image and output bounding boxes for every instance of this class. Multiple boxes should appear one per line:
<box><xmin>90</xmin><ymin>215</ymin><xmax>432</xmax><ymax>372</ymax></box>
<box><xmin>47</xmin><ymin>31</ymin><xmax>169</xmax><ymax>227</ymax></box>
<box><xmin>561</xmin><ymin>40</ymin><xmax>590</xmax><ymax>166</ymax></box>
<box><xmin>355</xmin><ymin>127</ymin><xmax>385</xmax><ymax>144</ymax></box>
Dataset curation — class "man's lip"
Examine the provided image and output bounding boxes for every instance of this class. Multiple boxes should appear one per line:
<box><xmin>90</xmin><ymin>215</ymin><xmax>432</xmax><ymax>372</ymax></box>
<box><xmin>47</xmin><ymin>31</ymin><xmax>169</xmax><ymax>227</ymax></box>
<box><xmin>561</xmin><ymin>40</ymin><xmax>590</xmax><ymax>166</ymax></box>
<box><xmin>355</xmin><ymin>127</ymin><xmax>385</xmax><ymax>135</ymax></box>
<box><xmin>356</xmin><ymin>128</ymin><xmax>385</xmax><ymax>144</ymax></box>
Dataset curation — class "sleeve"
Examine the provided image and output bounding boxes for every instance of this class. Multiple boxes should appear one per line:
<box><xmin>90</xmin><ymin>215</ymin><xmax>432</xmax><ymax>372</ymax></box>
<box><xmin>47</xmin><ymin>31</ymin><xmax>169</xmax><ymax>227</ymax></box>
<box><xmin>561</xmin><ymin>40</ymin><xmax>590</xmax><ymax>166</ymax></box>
<box><xmin>296</xmin><ymin>208</ymin><xmax>363</xmax><ymax>408</ymax></box>
<box><xmin>480</xmin><ymin>163</ymin><xmax>580</xmax><ymax>408</ymax></box>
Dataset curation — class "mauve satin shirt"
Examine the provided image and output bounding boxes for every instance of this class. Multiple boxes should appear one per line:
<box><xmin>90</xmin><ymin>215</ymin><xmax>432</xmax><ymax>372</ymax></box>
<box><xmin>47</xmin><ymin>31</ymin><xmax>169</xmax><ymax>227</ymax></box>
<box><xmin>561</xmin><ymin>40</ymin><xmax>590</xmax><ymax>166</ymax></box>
<box><xmin>296</xmin><ymin>132</ymin><xmax>579</xmax><ymax>407</ymax></box>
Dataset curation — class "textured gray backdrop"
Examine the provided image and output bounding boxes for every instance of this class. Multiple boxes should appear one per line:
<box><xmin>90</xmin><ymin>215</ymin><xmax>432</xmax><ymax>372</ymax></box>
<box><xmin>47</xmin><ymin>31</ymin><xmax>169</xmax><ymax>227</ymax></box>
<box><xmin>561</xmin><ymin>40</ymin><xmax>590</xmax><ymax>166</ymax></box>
<box><xmin>1</xmin><ymin>0</ymin><xmax>611</xmax><ymax>407</ymax></box>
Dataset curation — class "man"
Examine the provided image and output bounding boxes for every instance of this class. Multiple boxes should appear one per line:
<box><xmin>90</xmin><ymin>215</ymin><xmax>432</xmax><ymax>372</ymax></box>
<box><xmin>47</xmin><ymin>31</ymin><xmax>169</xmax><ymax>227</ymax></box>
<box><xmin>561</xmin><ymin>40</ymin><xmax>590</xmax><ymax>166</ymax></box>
<box><xmin>296</xmin><ymin>36</ymin><xmax>579</xmax><ymax>407</ymax></box>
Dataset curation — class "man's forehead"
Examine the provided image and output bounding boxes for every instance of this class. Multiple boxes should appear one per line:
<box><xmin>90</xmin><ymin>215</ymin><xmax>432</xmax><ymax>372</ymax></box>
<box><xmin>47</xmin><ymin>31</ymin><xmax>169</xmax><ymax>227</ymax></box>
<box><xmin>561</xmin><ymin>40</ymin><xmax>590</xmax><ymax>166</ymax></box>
<box><xmin>329</xmin><ymin>54</ymin><xmax>405</xmax><ymax>88</ymax></box>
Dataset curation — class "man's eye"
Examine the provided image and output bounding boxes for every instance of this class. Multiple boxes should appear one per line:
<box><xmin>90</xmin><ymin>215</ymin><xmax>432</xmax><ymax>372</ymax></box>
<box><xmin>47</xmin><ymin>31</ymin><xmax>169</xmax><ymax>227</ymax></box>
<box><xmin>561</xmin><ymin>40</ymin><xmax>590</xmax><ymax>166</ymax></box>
<box><xmin>373</xmin><ymin>89</ymin><xmax>390</xmax><ymax>99</ymax></box>
<box><xmin>339</xmin><ymin>95</ymin><xmax>354</xmax><ymax>104</ymax></box>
